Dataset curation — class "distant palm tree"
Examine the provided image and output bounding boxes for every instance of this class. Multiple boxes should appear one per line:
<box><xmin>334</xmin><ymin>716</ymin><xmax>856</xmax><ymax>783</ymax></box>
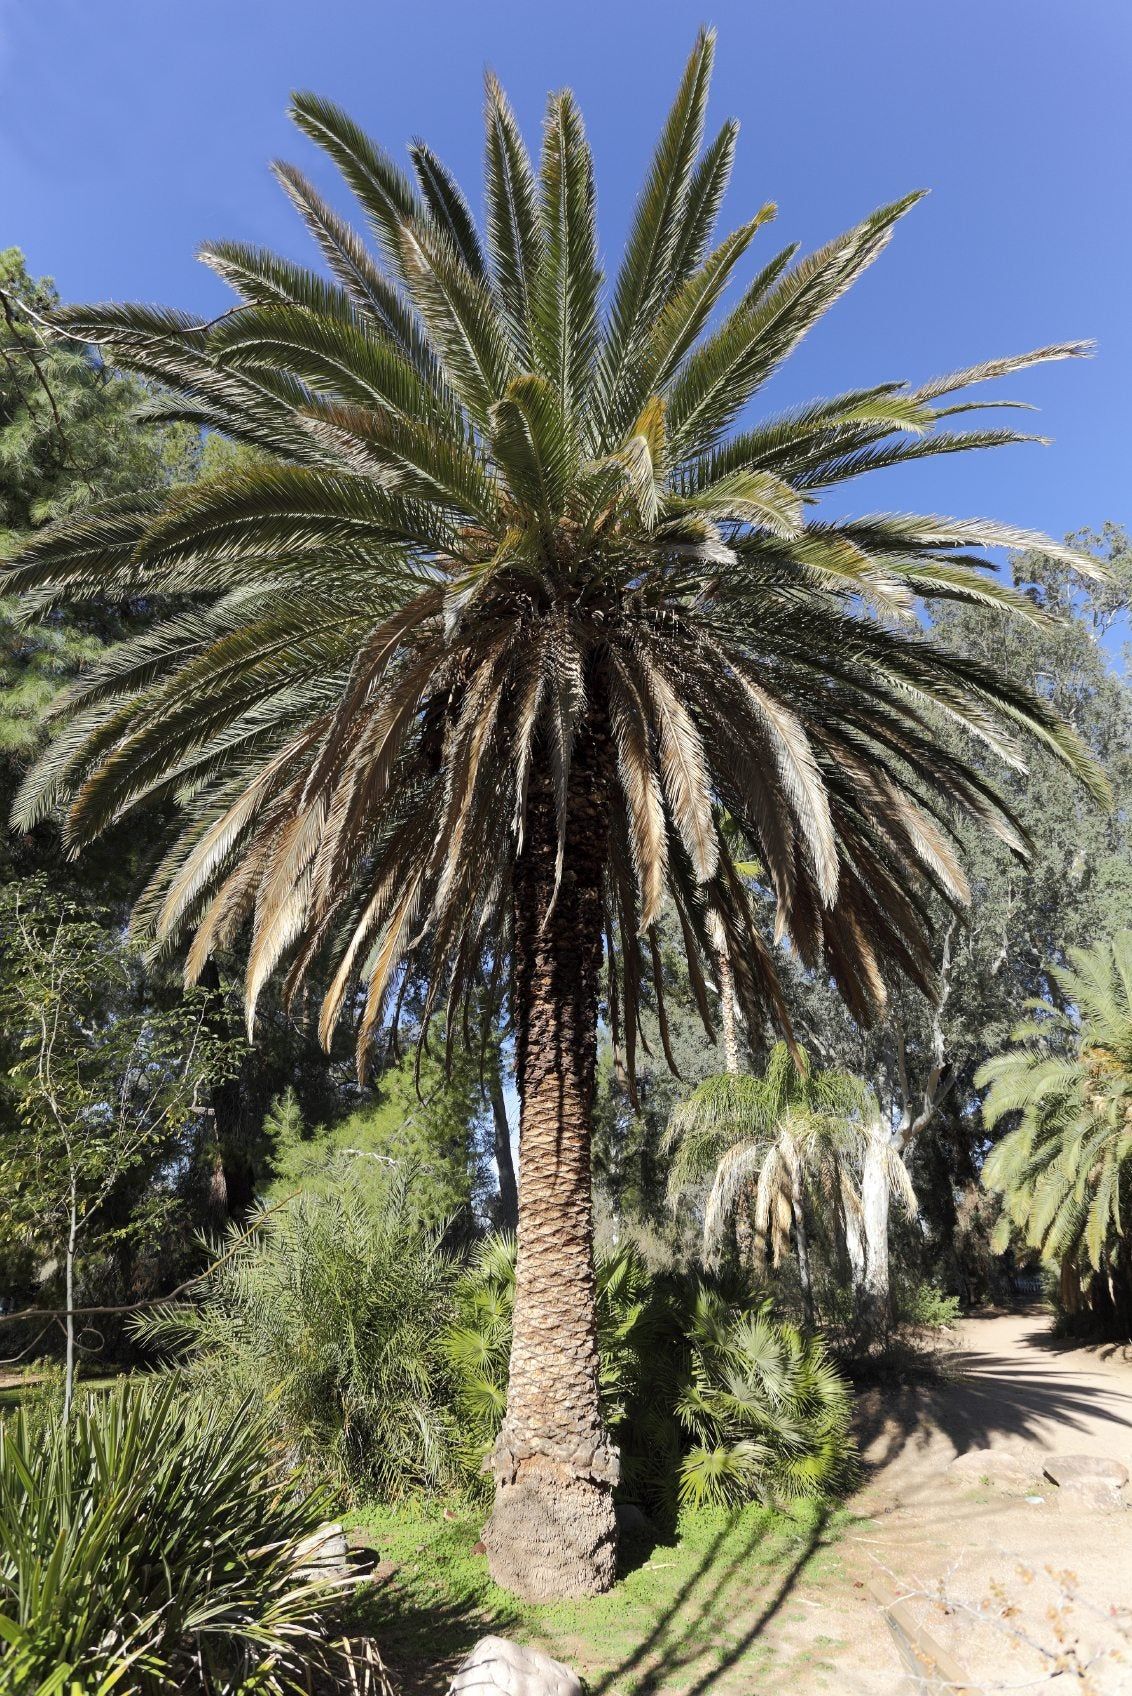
<box><xmin>664</xmin><ymin>1043</ymin><xmax>914</xmax><ymax>1324</ymax></box>
<box><xmin>6</xmin><ymin>32</ymin><xmax>1107</xmax><ymax>1597</ymax></box>
<box><xmin>980</xmin><ymin>934</ymin><xmax>1132</xmax><ymax>1318</ymax></box>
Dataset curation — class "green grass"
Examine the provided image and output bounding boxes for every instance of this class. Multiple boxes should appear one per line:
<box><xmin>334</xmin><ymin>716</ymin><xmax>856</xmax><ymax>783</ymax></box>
<box><xmin>0</xmin><ymin>1373</ymin><xmax>121</xmax><ymax>1408</ymax></box>
<box><xmin>346</xmin><ymin>1496</ymin><xmax>851</xmax><ymax>1696</ymax></box>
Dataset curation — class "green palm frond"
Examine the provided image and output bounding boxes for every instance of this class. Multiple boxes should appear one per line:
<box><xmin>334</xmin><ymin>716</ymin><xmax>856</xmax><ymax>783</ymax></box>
<box><xmin>4</xmin><ymin>36</ymin><xmax>1106</xmax><ymax>1083</ymax></box>
<box><xmin>979</xmin><ymin>932</ymin><xmax>1132</xmax><ymax>1275</ymax></box>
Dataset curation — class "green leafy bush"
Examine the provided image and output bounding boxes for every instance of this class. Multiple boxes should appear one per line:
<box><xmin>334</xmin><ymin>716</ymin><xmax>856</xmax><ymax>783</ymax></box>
<box><xmin>0</xmin><ymin>1381</ymin><xmax>335</xmax><ymax>1694</ymax></box>
<box><xmin>674</xmin><ymin>1287</ymin><xmax>853</xmax><ymax>1507</ymax></box>
<box><xmin>134</xmin><ymin>1176</ymin><xmax>459</xmax><ymax>1500</ymax></box>
<box><xmin>446</xmin><ymin>1236</ymin><xmax>853</xmax><ymax>1516</ymax></box>
<box><xmin>891</xmin><ymin>1276</ymin><xmax>962</xmax><ymax>1332</ymax></box>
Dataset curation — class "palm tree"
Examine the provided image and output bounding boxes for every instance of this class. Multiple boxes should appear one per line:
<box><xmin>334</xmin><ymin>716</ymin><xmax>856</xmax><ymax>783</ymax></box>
<box><xmin>5</xmin><ymin>33</ymin><xmax>1107</xmax><ymax>1597</ymax></box>
<box><xmin>664</xmin><ymin>1043</ymin><xmax>913</xmax><ymax>1324</ymax></box>
<box><xmin>980</xmin><ymin>934</ymin><xmax>1132</xmax><ymax>1323</ymax></box>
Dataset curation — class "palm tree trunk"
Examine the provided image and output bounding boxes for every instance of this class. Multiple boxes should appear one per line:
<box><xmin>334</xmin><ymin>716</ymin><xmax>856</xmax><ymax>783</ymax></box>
<box><xmin>707</xmin><ymin>910</ymin><xmax>741</xmax><ymax>1076</ymax></box>
<box><xmin>484</xmin><ymin>729</ymin><xmax>618</xmax><ymax>1600</ymax></box>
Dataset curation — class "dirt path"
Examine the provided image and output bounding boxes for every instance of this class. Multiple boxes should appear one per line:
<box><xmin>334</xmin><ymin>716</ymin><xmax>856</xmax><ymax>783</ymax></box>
<box><xmin>770</xmin><ymin>1311</ymin><xmax>1132</xmax><ymax>1694</ymax></box>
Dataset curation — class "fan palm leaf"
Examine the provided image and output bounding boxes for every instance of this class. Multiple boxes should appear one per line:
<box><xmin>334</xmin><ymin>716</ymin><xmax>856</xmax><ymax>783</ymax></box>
<box><xmin>980</xmin><ymin>934</ymin><xmax>1132</xmax><ymax>1281</ymax></box>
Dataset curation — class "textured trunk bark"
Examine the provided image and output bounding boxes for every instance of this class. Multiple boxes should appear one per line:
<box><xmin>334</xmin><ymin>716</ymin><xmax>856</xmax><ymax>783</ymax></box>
<box><xmin>707</xmin><ymin>910</ymin><xmax>740</xmax><ymax>1076</ymax></box>
<box><xmin>861</xmin><ymin>1127</ymin><xmax>892</xmax><ymax>1326</ymax></box>
<box><xmin>484</xmin><ymin>730</ymin><xmax>618</xmax><ymax>1600</ymax></box>
<box><xmin>489</xmin><ymin>1060</ymin><xmax>519</xmax><ymax>1233</ymax></box>
<box><xmin>199</xmin><ymin>958</ymin><xmax>256</xmax><ymax>1221</ymax></box>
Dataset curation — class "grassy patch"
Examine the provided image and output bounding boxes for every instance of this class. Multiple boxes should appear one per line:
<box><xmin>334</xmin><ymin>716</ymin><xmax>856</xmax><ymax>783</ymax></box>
<box><xmin>346</xmin><ymin>1495</ymin><xmax>851</xmax><ymax>1696</ymax></box>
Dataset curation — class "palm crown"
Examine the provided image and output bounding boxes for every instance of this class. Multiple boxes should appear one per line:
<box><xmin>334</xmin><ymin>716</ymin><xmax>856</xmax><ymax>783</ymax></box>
<box><xmin>7</xmin><ymin>28</ymin><xmax>1106</xmax><ymax>1074</ymax></box>
<box><xmin>980</xmin><ymin>934</ymin><xmax>1132</xmax><ymax>1274</ymax></box>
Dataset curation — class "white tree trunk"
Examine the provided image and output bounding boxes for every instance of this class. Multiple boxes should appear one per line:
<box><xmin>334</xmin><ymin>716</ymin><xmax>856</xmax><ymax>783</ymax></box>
<box><xmin>844</xmin><ymin>1200</ymin><xmax>866</xmax><ymax>1295</ymax></box>
<box><xmin>791</xmin><ymin>1160</ymin><xmax>815</xmax><ymax>1329</ymax></box>
<box><xmin>861</xmin><ymin>1129</ymin><xmax>892</xmax><ymax>1322</ymax></box>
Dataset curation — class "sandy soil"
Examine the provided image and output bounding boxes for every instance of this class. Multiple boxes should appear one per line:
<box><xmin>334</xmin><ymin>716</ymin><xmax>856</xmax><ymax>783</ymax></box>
<box><xmin>771</xmin><ymin>1310</ymin><xmax>1132</xmax><ymax>1695</ymax></box>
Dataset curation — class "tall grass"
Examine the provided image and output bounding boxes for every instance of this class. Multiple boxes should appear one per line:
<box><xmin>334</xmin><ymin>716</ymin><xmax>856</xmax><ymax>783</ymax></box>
<box><xmin>134</xmin><ymin>1176</ymin><xmax>460</xmax><ymax>1499</ymax></box>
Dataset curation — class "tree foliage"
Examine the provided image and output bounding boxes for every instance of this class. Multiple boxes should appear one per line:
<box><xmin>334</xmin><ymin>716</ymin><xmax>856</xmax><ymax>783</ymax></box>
<box><xmin>3</xmin><ymin>35</ymin><xmax>1106</xmax><ymax>1088</ymax></box>
<box><xmin>980</xmin><ymin>932</ymin><xmax>1132</xmax><ymax>1287</ymax></box>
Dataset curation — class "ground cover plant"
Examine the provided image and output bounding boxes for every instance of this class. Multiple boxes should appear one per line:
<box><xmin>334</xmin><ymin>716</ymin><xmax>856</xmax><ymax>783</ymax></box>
<box><xmin>345</xmin><ymin>1495</ymin><xmax>848</xmax><ymax>1696</ymax></box>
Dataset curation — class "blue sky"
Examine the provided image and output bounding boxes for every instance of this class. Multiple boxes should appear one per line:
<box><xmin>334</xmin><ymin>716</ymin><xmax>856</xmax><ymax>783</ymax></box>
<box><xmin>2</xmin><ymin>0</ymin><xmax>1129</xmax><ymax>546</ymax></box>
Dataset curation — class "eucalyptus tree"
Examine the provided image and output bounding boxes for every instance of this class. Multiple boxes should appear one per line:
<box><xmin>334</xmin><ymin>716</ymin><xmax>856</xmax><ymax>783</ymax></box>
<box><xmin>4</xmin><ymin>33</ymin><xmax>1106</xmax><ymax>1596</ymax></box>
<box><xmin>980</xmin><ymin>933</ymin><xmax>1132</xmax><ymax>1328</ymax></box>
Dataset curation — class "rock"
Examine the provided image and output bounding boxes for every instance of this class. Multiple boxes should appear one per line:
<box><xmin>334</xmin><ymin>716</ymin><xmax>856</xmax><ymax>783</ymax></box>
<box><xmin>1042</xmin><ymin>1454</ymin><xmax>1129</xmax><ymax>1489</ymax></box>
<box><xmin>448</xmin><ymin>1637</ymin><xmax>581</xmax><ymax>1696</ymax></box>
<box><xmin>294</xmin><ymin>1521</ymin><xmax>352</xmax><ymax>1583</ymax></box>
<box><xmin>1058</xmin><ymin>1477</ymin><xmax>1126</xmax><ymax>1511</ymax></box>
<box><xmin>948</xmin><ymin>1449</ymin><xmax>1033</xmax><ymax>1491</ymax></box>
<box><xmin>615</xmin><ymin>1502</ymin><xmax>654</xmax><ymax>1536</ymax></box>
<box><xmin>1043</xmin><ymin>1456</ymin><xmax>1128</xmax><ymax>1512</ymax></box>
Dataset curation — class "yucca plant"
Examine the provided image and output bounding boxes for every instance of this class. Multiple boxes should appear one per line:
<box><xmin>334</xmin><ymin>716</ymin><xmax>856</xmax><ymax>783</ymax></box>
<box><xmin>979</xmin><ymin>933</ymin><xmax>1132</xmax><ymax>1306</ymax></box>
<box><xmin>0</xmin><ymin>1381</ymin><xmax>338</xmax><ymax>1695</ymax></box>
<box><xmin>4</xmin><ymin>31</ymin><xmax>1107</xmax><ymax>1596</ymax></box>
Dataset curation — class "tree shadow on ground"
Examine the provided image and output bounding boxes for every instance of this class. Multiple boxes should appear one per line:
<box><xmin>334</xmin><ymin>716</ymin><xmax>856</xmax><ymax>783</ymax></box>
<box><xmin>589</xmin><ymin>1505</ymin><xmax>832</xmax><ymax>1696</ymax></box>
<box><xmin>346</xmin><ymin>1572</ymin><xmax>521</xmax><ymax>1696</ymax></box>
<box><xmin>346</xmin><ymin>1504</ymin><xmax>835</xmax><ymax>1696</ymax></box>
<box><xmin>852</xmin><ymin>1307</ymin><xmax>1132</xmax><ymax>1479</ymax></box>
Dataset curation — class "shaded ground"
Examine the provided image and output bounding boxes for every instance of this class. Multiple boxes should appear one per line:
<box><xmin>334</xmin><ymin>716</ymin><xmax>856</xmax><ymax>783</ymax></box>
<box><xmin>346</xmin><ymin>1497</ymin><xmax>856</xmax><ymax>1696</ymax></box>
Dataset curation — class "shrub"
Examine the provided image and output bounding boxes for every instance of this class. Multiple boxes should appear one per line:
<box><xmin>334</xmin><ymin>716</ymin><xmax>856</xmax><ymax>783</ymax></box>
<box><xmin>0</xmin><ymin>1381</ymin><xmax>336</xmax><ymax>1694</ymax></box>
<box><xmin>674</xmin><ymin>1286</ymin><xmax>854</xmax><ymax>1507</ymax></box>
<box><xmin>134</xmin><ymin>1175</ymin><xmax>459</xmax><ymax>1500</ymax></box>
<box><xmin>446</xmin><ymin>1236</ymin><xmax>853</xmax><ymax>1516</ymax></box>
<box><xmin>891</xmin><ymin>1275</ymin><xmax>962</xmax><ymax>1332</ymax></box>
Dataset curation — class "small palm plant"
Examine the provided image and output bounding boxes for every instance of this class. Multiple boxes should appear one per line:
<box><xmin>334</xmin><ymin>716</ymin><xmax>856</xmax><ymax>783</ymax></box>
<box><xmin>5</xmin><ymin>31</ymin><xmax>1107</xmax><ymax>1595</ymax></box>
<box><xmin>134</xmin><ymin>1176</ymin><xmax>459</xmax><ymax>1499</ymax></box>
<box><xmin>979</xmin><ymin>933</ymin><xmax>1132</xmax><ymax>1310</ymax></box>
<box><xmin>675</xmin><ymin>1286</ymin><xmax>853</xmax><ymax>1507</ymax></box>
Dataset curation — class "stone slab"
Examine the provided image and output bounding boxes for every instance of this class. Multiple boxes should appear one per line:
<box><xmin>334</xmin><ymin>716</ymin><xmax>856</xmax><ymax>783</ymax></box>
<box><xmin>449</xmin><ymin>1636</ymin><xmax>582</xmax><ymax>1696</ymax></box>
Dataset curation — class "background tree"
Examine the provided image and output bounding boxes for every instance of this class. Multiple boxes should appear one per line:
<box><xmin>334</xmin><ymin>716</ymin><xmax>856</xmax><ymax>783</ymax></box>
<box><xmin>980</xmin><ymin>931</ymin><xmax>1132</xmax><ymax>1332</ymax></box>
<box><xmin>0</xmin><ymin>880</ymin><xmax>232</xmax><ymax>1411</ymax></box>
<box><xmin>5</xmin><ymin>34</ymin><xmax>1106</xmax><ymax>1596</ymax></box>
<box><xmin>782</xmin><ymin>531</ymin><xmax>1132</xmax><ymax>1312</ymax></box>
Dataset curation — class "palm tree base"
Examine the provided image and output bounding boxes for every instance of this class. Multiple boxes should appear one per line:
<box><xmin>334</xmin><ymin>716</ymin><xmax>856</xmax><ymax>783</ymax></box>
<box><xmin>483</xmin><ymin>1452</ymin><xmax>618</xmax><ymax>1599</ymax></box>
